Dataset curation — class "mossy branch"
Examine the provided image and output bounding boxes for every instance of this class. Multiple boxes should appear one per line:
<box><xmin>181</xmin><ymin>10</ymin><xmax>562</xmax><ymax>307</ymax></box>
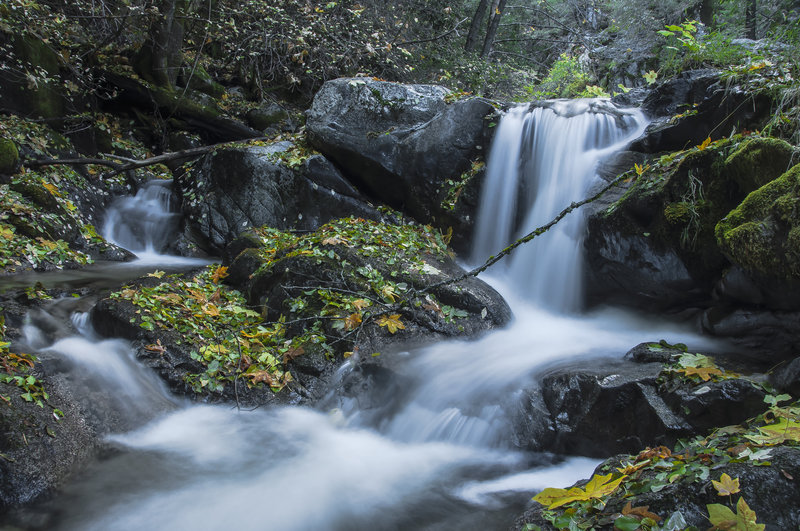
<box><xmin>423</xmin><ymin>172</ymin><xmax>628</xmax><ymax>291</ymax></box>
<box><xmin>22</xmin><ymin>136</ymin><xmax>270</xmax><ymax>176</ymax></box>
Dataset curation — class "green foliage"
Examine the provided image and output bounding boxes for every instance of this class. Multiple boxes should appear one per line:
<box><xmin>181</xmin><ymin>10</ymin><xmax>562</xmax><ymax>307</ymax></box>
<box><xmin>0</xmin><ymin>316</ymin><xmax>50</xmax><ymax>408</ymax></box>
<box><xmin>525</xmin><ymin>53</ymin><xmax>591</xmax><ymax>99</ymax></box>
<box><xmin>528</xmin><ymin>396</ymin><xmax>800</xmax><ymax>530</ymax></box>
<box><xmin>112</xmin><ymin>265</ymin><xmax>294</xmax><ymax>393</ymax></box>
<box><xmin>440</xmin><ymin>160</ymin><xmax>484</xmax><ymax>212</ymax></box>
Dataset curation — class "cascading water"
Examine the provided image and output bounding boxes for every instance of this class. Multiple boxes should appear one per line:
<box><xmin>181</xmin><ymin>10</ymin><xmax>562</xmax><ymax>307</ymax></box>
<box><xmin>7</xmin><ymin>100</ymin><xmax>714</xmax><ymax>530</ymax></box>
<box><xmin>102</xmin><ymin>179</ymin><xmax>181</xmax><ymax>260</ymax></box>
<box><xmin>472</xmin><ymin>100</ymin><xmax>648</xmax><ymax>312</ymax></box>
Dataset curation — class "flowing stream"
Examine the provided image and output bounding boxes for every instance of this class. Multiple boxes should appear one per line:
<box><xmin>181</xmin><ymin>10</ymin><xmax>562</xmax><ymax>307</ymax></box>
<box><xmin>8</xmin><ymin>101</ymin><xmax>715</xmax><ymax>530</ymax></box>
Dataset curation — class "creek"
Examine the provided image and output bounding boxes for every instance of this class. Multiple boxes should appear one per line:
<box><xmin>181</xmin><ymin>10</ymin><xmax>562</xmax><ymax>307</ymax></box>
<box><xmin>5</xmin><ymin>100</ymin><xmax>718</xmax><ymax>530</ymax></box>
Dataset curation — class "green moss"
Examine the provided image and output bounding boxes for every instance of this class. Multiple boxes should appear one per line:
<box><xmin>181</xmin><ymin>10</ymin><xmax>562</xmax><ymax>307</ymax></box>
<box><xmin>664</xmin><ymin>201</ymin><xmax>691</xmax><ymax>223</ymax></box>
<box><xmin>0</xmin><ymin>139</ymin><xmax>19</xmax><ymax>174</ymax></box>
<box><xmin>723</xmin><ymin>137</ymin><xmax>797</xmax><ymax>191</ymax></box>
<box><xmin>716</xmin><ymin>163</ymin><xmax>800</xmax><ymax>278</ymax></box>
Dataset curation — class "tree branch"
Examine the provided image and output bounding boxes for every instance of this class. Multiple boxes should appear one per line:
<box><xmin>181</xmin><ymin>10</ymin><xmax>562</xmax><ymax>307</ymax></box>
<box><xmin>396</xmin><ymin>17</ymin><xmax>469</xmax><ymax>46</ymax></box>
<box><xmin>421</xmin><ymin>173</ymin><xmax>629</xmax><ymax>292</ymax></box>
<box><xmin>22</xmin><ymin>136</ymin><xmax>271</xmax><ymax>176</ymax></box>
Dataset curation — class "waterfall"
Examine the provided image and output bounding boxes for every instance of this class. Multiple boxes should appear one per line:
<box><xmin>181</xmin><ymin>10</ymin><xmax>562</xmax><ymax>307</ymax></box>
<box><xmin>102</xmin><ymin>180</ymin><xmax>180</xmax><ymax>259</ymax></box>
<box><xmin>472</xmin><ymin>100</ymin><xmax>648</xmax><ymax>312</ymax></box>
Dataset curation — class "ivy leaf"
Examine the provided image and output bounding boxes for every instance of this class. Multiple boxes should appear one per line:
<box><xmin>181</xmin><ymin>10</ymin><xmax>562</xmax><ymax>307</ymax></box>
<box><xmin>712</xmin><ymin>473</ymin><xmax>741</xmax><ymax>496</ymax></box>
<box><xmin>377</xmin><ymin>314</ymin><xmax>405</xmax><ymax>334</ymax></box>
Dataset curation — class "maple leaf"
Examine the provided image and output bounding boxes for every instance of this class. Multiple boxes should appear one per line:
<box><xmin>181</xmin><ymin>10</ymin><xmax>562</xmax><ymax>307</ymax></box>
<box><xmin>144</xmin><ymin>339</ymin><xmax>166</xmax><ymax>355</ymax></box>
<box><xmin>680</xmin><ymin>365</ymin><xmax>723</xmax><ymax>381</ymax></box>
<box><xmin>211</xmin><ymin>266</ymin><xmax>228</xmax><ymax>284</ymax></box>
<box><xmin>342</xmin><ymin>312</ymin><xmax>362</xmax><ymax>331</ymax></box>
<box><xmin>707</xmin><ymin>497</ymin><xmax>764</xmax><ymax>531</ymax></box>
<box><xmin>380</xmin><ymin>284</ymin><xmax>398</xmax><ymax>302</ymax></box>
<box><xmin>246</xmin><ymin>369</ymin><xmax>277</xmax><ymax>386</ymax></box>
<box><xmin>712</xmin><ymin>473</ymin><xmax>741</xmax><ymax>496</ymax></box>
<box><xmin>377</xmin><ymin>314</ymin><xmax>405</xmax><ymax>334</ymax></box>
<box><xmin>186</xmin><ymin>288</ymin><xmax>208</xmax><ymax>303</ymax></box>
<box><xmin>533</xmin><ymin>473</ymin><xmax>626</xmax><ymax>509</ymax></box>
<box><xmin>147</xmin><ymin>270</ymin><xmax>166</xmax><ymax>279</ymax></box>
<box><xmin>321</xmin><ymin>236</ymin><xmax>349</xmax><ymax>246</ymax></box>
<box><xmin>622</xmin><ymin>501</ymin><xmax>661</xmax><ymax>522</ymax></box>
<box><xmin>282</xmin><ymin>345</ymin><xmax>305</xmax><ymax>363</ymax></box>
<box><xmin>202</xmin><ymin>303</ymin><xmax>220</xmax><ymax>317</ymax></box>
<box><xmin>351</xmin><ymin>299</ymin><xmax>370</xmax><ymax>311</ymax></box>
<box><xmin>746</xmin><ymin>418</ymin><xmax>800</xmax><ymax>445</ymax></box>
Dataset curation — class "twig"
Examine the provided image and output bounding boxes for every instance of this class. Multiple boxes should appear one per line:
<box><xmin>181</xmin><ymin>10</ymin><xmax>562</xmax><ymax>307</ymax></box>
<box><xmin>396</xmin><ymin>17</ymin><xmax>469</xmax><ymax>46</ymax></box>
<box><xmin>421</xmin><ymin>173</ymin><xmax>628</xmax><ymax>292</ymax></box>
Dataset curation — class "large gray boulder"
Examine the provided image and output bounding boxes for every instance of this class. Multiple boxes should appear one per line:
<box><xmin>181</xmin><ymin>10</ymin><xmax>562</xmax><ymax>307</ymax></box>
<box><xmin>305</xmin><ymin>78</ymin><xmax>497</xmax><ymax>234</ymax></box>
<box><xmin>177</xmin><ymin>142</ymin><xmax>382</xmax><ymax>253</ymax></box>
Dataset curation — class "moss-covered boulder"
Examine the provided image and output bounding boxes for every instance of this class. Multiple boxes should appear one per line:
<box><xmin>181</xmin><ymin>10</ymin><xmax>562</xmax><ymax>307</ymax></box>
<box><xmin>0</xmin><ymin>138</ymin><xmax>19</xmax><ymax>175</ymax></box>
<box><xmin>585</xmin><ymin>136</ymin><xmax>797</xmax><ymax>311</ymax></box>
<box><xmin>0</xmin><ymin>30</ymin><xmax>66</xmax><ymax>119</ymax></box>
<box><xmin>715</xmin><ymin>162</ymin><xmax>800</xmax><ymax>305</ymax></box>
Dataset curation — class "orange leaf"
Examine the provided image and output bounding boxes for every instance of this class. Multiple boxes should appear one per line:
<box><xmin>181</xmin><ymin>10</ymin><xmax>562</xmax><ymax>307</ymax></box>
<box><xmin>622</xmin><ymin>501</ymin><xmax>662</xmax><ymax>522</ymax></box>
<box><xmin>211</xmin><ymin>266</ymin><xmax>228</xmax><ymax>284</ymax></box>
<box><xmin>697</xmin><ymin>136</ymin><xmax>712</xmax><ymax>150</ymax></box>
<box><xmin>342</xmin><ymin>313</ymin><xmax>362</xmax><ymax>331</ymax></box>
<box><xmin>680</xmin><ymin>366</ymin><xmax>723</xmax><ymax>381</ymax></box>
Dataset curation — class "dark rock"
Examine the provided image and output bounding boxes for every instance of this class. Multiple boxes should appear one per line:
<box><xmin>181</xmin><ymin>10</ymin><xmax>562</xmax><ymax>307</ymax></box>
<box><xmin>631</xmin><ymin>70</ymin><xmax>774</xmax><ymax>153</ymax></box>
<box><xmin>177</xmin><ymin>143</ymin><xmax>382</xmax><ymax>253</ymax></box>
<box><xmin>245</xmin><ymin>103</ymin><xmax>289</xmax><ymax>131</ymax></box>
<box><xmin>585</xmin><ymin>137</ymin><xmax>797</xmax><ymax>312</ymax></box>
<box><xmin>514</xmin><ymin>356</ymin><xmax>767</xmax><ymax>457</ymax></box>
<box><xmin>513</xmin><ymin>446</ymin><xmax>800</xmax><ymax>530</ymax></box>
<box><xmin>770</xmin><ymin>357</ymin><xmax>800</xmax><ymax>397</ymax></box>
<box><xmin>700</xmin><ymin>307</ymin><xmax>800</xmax><ymax>363</ymax></box>
<box><xmin>306</xmin><ymin>78</ymin><xmax>497</xmax><ymax>233</ymax></box>
<box><xmin>625</xmin><ymin>341</ymin><xmax>684</xmax><ymax>364</ymax></box>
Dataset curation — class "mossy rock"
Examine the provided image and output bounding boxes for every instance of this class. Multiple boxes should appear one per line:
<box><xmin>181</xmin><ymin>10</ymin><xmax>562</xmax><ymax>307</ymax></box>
<box><xmin>186</xmin><ymin>63</ymin><xmax>225</xmax><ymax>99</ymax></box>
<box><xmin>723</xmin><ymin>136</ymin><xmax>797</xmax><ymax>191</ymax></box>
<box><xmin>716</xmin><ymin>163</ymin><xmax>800</xmax><ymax>279</ymax></box>
<box><xmin>0</xmin><ymin>138</ymin><xmax>19</xmax><ymax>174</ymax></box>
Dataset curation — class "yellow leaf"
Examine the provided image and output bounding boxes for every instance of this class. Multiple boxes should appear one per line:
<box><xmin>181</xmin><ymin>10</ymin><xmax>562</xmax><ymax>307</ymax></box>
<box><xmin>532</xmin><ymin>474</ymin><xmax>626</xmax><ymax>509</ymax></box>
<box><xmin>351</xmin><ymin>299</ymin><xmax>370</xmax><ymax>311</ymax></box>
<box><xmin>202</xmin><ymin>303</ymin><xmax>220</xmax><ymax>317</ymax></box>
<box><xmin>680</xmin><ymin>366</ymin><xmax>723</xmax><ymax>381</ymax></box>
<box><xmin>697</xmin><ymin>136</ymin><xmax>712</xmax><ymax>150</ymax></box>
<box><xmin>211</xmin><ymin>266</ymin><xmax>228</xmax><ymax>284</ymax></box>
<box><xmin>377</xmin><ymin>314</ymin><xmax>405</xmax><ymax>334</ymax></box>
<box><xmin>342</xmin><ymin>312</ymin><xmax>362</xmax><ymax>331</ymax></box>
<box><xmin>0</xmin><ymin>226</ymin><xmax>14</xmax><ymax>240</ymax></box>
<box><xmin>148</xmin><ymin>270</ymin><xmax>166</xmax><ymax>278</ymax></box>
<box><xmin>381</xmin><ymin>284</ymin><xmax>397</xmax><ymax>302</ymax></box>
<box><xmin>42</xmin><ymin>182</ymin><xmax>61</xmax><ymax>197</ymax></box>
<box><xmin>712</xmin><ymin>473</ymin><xmax>741</xmax><ymax>496</ymax></box>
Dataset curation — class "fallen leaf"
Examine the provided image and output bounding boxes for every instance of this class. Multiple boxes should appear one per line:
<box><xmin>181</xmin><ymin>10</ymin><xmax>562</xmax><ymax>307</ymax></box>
<box><xmin>211</xmin><ymin>266</ymin><xmax>228</xmax><ymax>284</ymax></box>
<box><xmin>144</xmin><ymin>339</ymin><xmax>166</xmax><ymax>354</ymax></box>
<box><xmin>712</xmin><ymin>473</ymin><xmax>741</xmax><ymax>496</ymax></box>
<box><xmin>622</xmin><ymin>501</ymin><xmax>662</xmax><ymax>522</ymax></box>
<box><xmin>342</xmin><ymin>313</ymin><xmax>362</xmax><ymax>331</ymax></box>
<box><xmin>377</xmin><ymin>314</ymin><xmax>405</xmax><ymax>334</ymax></box>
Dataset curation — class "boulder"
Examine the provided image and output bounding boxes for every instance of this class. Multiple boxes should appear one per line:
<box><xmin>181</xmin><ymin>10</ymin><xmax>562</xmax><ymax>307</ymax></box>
<box><xmin>715</xmin><ymin>162</ymin><xmax>800</xmax><ymax>308</ymax></box>
<box><xmin>631</xmin><ymin>69</ymin><xmax>774</xmax><ymax>153</ymax></box>
<box><xmin>585</xmin><ymin>136</ymin><xmax>798</xmax><ymax>312</ymax></box>
<box><xmin>177</xmin><ymin>143</ymin><xmax>383</xmax><ymax>253</ymax></box>
<box><xmin>513</xmin><ymin>345</ymin><xmax>767</xmax><ymax>457</ymax></box>
<box><xmin>305</xmin><ymin>78</ymin><xmax>497</xmax><ymax>236</ymax></box>
<box><xmin>0</xmin><ymin>138</ymin><xmax>19</xmax><ymax>176</ymax></box>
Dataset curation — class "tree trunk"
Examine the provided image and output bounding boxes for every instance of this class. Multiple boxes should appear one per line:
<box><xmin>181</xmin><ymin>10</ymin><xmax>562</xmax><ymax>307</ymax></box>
<box><xmin>745</xmin><ymin>0</ymin><xmax>757</xmax><ymax>39</ymax></box>
<box><xmin>698</xmin><ymin>0</ymin><xmax>715</xmax><ymax>26</ymax></box>
<box><xmin>136</xmin><ymin>0</ymin><xmax>187</xmax><ymax>87</ymax></box>
<box><xmin>465</xmin><ymin>0</ymin><xmax>491</xmax><ymax>52</ymax></box>
<box><xmin>481</xmin><ymin>0</ymin><xmax>508</xmax><ymax>58</ymax></box>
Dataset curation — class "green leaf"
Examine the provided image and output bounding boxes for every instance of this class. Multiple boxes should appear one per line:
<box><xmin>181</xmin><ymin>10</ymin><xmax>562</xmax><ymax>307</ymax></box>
<box><xmin>614</xmin><ymin>516</ymin><xmax>641</xmax><ymax>530</ymax></box>
<box><xmin>707</xmin><ymin>498</ymin><xmax>765</xmax><ymax>531</ymax></box>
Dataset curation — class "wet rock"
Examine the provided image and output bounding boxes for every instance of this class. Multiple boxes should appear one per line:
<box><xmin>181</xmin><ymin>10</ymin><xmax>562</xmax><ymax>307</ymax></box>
<box><xmin>0</xmin><ymin>370</ymin><xmax>97</xmax><ymax>508</ymax></box>
<box><xmin>585</xmin><ymin>136</ymin><xmax>797</xmax><ymax>312</ymax></box>
<box><xmin>513</xmin><ymin>446</ymin><xmax>800</xmax><ymax>530</ymax></box>
<box><xmin>514</xmin><ymin>356</ymin><xmax>767</xmax><ymax>457</ymax></box>
<box><xmin>177</xmin><ymin>143</ymin><xmax>382</xmax><ymax>253</ymax></box>
<box><xmin>770</xmin><ymin>356</ymin><xmax>800</xmax><ymax>397</ymax></box>
<box><xmin>305</xmin><ymin>78</ymin><xmax>497</xmax><ymax>238</ymax></box>
<box><xmin>631</xmin><ymin>69</ymin><xmax>774</xmax><ymax>153</ymax></box>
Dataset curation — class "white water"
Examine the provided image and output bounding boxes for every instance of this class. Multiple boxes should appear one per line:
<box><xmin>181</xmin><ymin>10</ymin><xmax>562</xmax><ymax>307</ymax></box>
<box><xmin>103</xmin><ymin>179</ymin><xmax>208</xmax><ymax>266</ymax></box>
<box><xmin>13</xmin><ymin>101</ymin><xmax>715</xmax><ymax>530</ymax></box>
<box><xmin>473</xmin><ymin>100</ymin><xmax>648</xmax><ymax>312</ymax></box>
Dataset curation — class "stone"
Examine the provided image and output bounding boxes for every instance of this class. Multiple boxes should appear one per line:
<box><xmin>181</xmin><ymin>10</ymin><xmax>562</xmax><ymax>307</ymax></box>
<box><xmin>305</xmin><ymin>78</ymin><xmax>497</xmax><ymax>233</ymax></box>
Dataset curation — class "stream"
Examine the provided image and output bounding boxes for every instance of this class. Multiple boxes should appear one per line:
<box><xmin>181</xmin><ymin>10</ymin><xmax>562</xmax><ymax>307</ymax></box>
<box><xmin>3</xmin><ymin>100</ymin><xmax>718</xmax><ymax>530</ymax></box>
